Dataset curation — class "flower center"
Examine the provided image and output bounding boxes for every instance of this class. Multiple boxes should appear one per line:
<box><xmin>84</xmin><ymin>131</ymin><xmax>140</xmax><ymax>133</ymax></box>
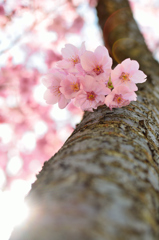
<box><xmin>93</xmin><ymin>65</ymin><xmax>104</xmax><ymax>75</ymax></box>
<box><xmin>70</xmin><ymin>82</ymin><xmax>80</xmax><ymax>92</ymax></box>
<box><xmin>87</xmin><ymin>91</ymin><xmax>96</xmax><ymax>101</ymax></box>
<box><xmin>119</xmin><ymin>72</ymin><xmax>130</xmax><ymax>82</ymax></box>
<box><xmin>72</xmin><ymin>57</ymin><xmax>80</xmax><ymax>65</ymax></box>
<box><xmin>113</xmin><ymin>94</ymin><xmax>124</xmax><ymax>104</ymax></box>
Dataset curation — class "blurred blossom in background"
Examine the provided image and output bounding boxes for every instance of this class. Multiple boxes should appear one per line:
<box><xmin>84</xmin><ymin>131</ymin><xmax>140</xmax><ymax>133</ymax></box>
<box><xmin>0</xmin><ymin>0</ymin><xmax>159</xmax><ymax>239</ymax></box>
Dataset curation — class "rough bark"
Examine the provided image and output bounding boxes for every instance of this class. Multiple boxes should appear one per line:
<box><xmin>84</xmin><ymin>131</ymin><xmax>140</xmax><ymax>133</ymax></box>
<box><xmin>10</xmin><ymin>0</ymin><xmax>159</xmax><ymax>240</ymax></box>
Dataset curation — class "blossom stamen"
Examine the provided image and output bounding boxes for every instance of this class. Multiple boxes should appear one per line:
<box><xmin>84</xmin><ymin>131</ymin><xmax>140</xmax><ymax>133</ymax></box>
<box><xmin>93</xmin><ymin>65</ymin><xmax>104</xmax><ymax>75</ymax></box>
<box><xmin>70</xmin><ymin>82</ymin><xmax>80</xmax><ymax>92</ymax></box>
<box><xmin>72</xmin><ymin>57</ymin><xmax>80</xmax><ymax>65</ymax></box>
<box><xmin>113</xmin><ymin>94</ymin><xmax>124</xmax><ymax>104</ymax></box>
<box><xmin>87</xmin><ymin>91</ymin><xmax>96</xmax><ymax>101</ymax></box>
<box><xmin>119</xmin><ymin>72</ymin><xmax>130</xmax><ymax>82</ymax></box>
<box><xmin>111</xmin><ymin>93</ymin><xmax>130</xmax><ymax>109</ymax></box>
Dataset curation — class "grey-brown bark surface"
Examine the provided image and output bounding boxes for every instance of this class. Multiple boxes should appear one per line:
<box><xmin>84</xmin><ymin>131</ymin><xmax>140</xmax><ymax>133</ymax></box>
<box><xmin>10</xmin><ymin>0</ymin><xmax>159</xmax><ymax>240</ymax></box>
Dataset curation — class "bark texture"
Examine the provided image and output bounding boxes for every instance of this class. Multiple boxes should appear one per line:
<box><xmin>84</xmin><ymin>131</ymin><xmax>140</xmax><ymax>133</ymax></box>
<box><xmin>10</xmin><ymin>0</ymin><xmax>159</xmax><ymax>240</ymax></box>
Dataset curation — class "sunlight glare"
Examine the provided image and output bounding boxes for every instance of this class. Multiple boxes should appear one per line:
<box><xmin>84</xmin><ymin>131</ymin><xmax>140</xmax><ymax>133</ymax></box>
<box><xmin>0</xmin><ymin>180</ymin><xmax>31</xmax><ymax>240</ymax></box>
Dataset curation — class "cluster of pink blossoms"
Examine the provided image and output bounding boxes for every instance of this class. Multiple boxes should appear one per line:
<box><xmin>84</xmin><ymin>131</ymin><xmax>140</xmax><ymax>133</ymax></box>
<box><xmin>42</xmin><ymin>43</ymin><xmax>147</xmax><ymax>112</ymax></box>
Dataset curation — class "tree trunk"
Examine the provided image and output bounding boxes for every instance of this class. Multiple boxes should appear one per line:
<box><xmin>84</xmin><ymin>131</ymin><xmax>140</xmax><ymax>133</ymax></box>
<box><xmin>10</xmin><ymin>0</ymin><xmax>159</xmax><ymax>239</ymax></box>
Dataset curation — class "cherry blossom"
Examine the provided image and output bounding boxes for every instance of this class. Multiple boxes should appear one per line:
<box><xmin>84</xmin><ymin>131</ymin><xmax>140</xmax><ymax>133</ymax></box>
<box><xmin>42</xmin><ymin>70</ymin><xmax>70</xmax><ymax>109</ymax></box>
<box><xmin>57</xmin><ymin>42</ymin><xmax>86</xmax><ymax>73</ymax></box>
<box><xmin>80</xmin><ymin>45</ymin><xmax>112</xmax><ymax>83</ymax></box>
<box><xmin>60</xmin><ymin>74</ymin><xmax>81</xmax><ymax>99</ymax></box>
<box><xmin>69</xmin><ymin>16</ymin><xmax>84</xmax><ymax>34</ymax></box>
<box><xmin>0</xmin><ymin>5</ymin><xmax>5</xmax><ymax>15</ymax></box>
<box><xmin>74</xmin><ymin>75</ymin><xmax>111</xmax><ymax>111</ymax></box>
<box><xmin>111</xmin><ymin>58</ymin><xmax>147</xmax><ymax>91</ymax></box>
<box><xmin>42</xmin><ymin>44</ymin><xmax>146</xmax><ymax>113</ymax></box>
<box><xmin>105</xmin><ymin>85</ymin><xmax>137</xmax><ymax>110</ymax></box>
<box><xmin>89</xmin><ymin>0</ymin><xmax>98</xmax><ymax>7</ymax></box>
<box><xmin>45</xmin><ymin>49</ymin><xmax>62</xmax><ymax>69</ymax></box>
<box><xmin>47</xmin><ymin>16</ymin><xmax>68</xmax><ymax>40</ymax></box>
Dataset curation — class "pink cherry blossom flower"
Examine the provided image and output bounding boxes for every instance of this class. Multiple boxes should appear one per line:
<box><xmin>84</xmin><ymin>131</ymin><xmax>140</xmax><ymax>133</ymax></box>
<box><xmin>42</xmin><ymin>70</ymin><xmax>70</xmax><ymax>109</ymax></box>
<box><xmin>69</xmin><ymin>16</ymin><xmax>84</xmax><ymax>34</ymax></box>
<box><xmin>80</xmin><ymin>45</ymin><xmax>112</xmax><ymax>83</ymax></box>
<box><xmin>74</xmin><ymin>75</ymin><xmax>111</xmax><ymax>112</ymax></box>
<box><xmin>105</xmin><ymin>85</ymin><xmax>137</xmax><ymax>110</ymax></box>
<box><xmin>47</xmin><ymin>15</ymin><xmax>67</xmax><ymax>39</ymax></box>
<box><xmin>111</xmin><ymin>58</ymin><xmax>147</xmax><ymax>91</ymax></box>
<box><xmin>57</xmin><ymin>42</ymin><xmax>86</xmax><ymax>73</ymax></box>
<box><xmin>0</xmin><ymin>5</ymin><xmax>5</xmax><ymax>15</ymax></box>
<box><xmin>45</xmin><ymin>49</ymin><xmax>62</xmax><ymax>69</ymax></box>
<box><xmin>89</xmin><ymin>0</ymin><xmax>98</xmax><ymax>7</ymax></box>
<box><xmin>60</xmin><ymin>74</ymin><xmax>81</xmax><ymax>99</ymax></box>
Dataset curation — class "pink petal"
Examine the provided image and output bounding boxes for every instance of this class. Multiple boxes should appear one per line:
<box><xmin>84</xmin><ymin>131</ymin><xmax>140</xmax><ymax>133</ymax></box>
<box><xmin>105</xmin><ymin>93</ymin><xmax>114</xmax><ymax>107</ymax></box>
<box><xmin>112</xmin><ymin>77</ymin><xmax>138</xmax><ymax>91</ymax></box>
<box><xmin>83</xmin><ymin>100</ymin><xmax>94</xmax><ymax>109</ymax></box>
<box><xmin>41</xmin><ymin>70</ymin><xmax>63</xmax><ymax>88</ymax></box>
<box><xmin>57</xmin><ymin>59</ymin><xmax>74</xmax><ymax>69</ymax></box>
<box><xmin>124</xmin><ymin>81</ymin><xmax>138</xmax><ymax>91</ymax></box>
<box><xmin>80</xmin><ymin>51</ymin><xmax>96</xmax><ymax>71</ymax></box>
<box><xmin>58</xmin><ymin>95</ymin><xmax>70</xmax><ymax>109</ymax></box>
<box><xmin>79</xmin><ymin>42</ymin><xmax>86</xmax><ymax>56</ymax></box>
<box><xmin>114</xmin><ymin>85</ymin><xmax>132</xmax><ymax>94</ymax></box>
<box><xmin>60</xmin><ymin>79</ymin><xmax>73</xmax><ymax>98</ymax></box>
<box><xmin>74</xmin><ymin>90</ymin><xmax>87</xmax><ymax>107</ymax></box>
<box><xmin>123</xmin><ymin>92</ymin><xmax>137</xmax><ymax>101</ymax></box>
<box><xmin>96</xmin><ymin>94</ymin><xmax>105</xmax><ymax>103</ymax></box>
<box><xmin>131</xmin><ymin>70</ymin><xmax>147</xmax><ymax>83</ymax></box>
<box><xmin>51</xmin><ymin>71</ymin><xmax>66</xmax><ymax>86</ymax></box>
<box><xmin>96</xmin><ymin>72</ymin><xmax>111</xmax><ymax>83</ymax></box>
<box><xmin>60</xmin><ymin>74</ymin><xmax>80</xmax><ymax>99</ymax></box>
<box><xmin>111</xmin><ymin>64</ymin><xmax>122</xmax><ymax>80</ymax></box>
<box><xmin>67</xmin><ymin>74</ymin><xmax>78</xmax><ymax>83</ymax></box>
<box><xmin>95</xmin><ymin>83</ymin><xmax>111</xmax><ymax>95</ymax></box>
<box><xmin>61</xmin><ymin>44</ymin><xmax>78</xmax><ymax>59</ymax></box>
<box><xmin>43</xmin><ymin>89</ymin><xmax>59</xmax><ymax>104</ymax></box>
<box><xmin>95</xmin><ymin>46</ymin><xmax>112</xmax><ymax>68</ymax></box>
<box><xmin>122</xmin><ymin>59</ymin><xmax>139</xmax><ymax>74</ymax></box>
<box><xmin>80</xmin><ymin>75</ymin><xmax>95</xmax><ymax>92</ymax></box>
<box><xmin>41</xmin><ymin>75</ymin><xmax>52</xmax><ymax>88</ymax></box>
<box><xmin>75</xmin><ymin>63</ymin><xmax>86</xmax><ymax>76</ymax></box>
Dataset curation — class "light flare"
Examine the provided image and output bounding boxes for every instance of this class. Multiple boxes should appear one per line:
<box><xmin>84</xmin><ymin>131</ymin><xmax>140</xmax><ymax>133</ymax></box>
<box><xmin>0</xmin><ymin>181</ymin><xmax>30</xmax><ymax>240</ymax></box>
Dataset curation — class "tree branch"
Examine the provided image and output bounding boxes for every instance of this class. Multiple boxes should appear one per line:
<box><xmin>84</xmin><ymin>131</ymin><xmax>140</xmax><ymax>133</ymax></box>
<box><xmin>96</xmin><ymin>0</ymin><xmax>159</xmax><ymax>81</ymax></box>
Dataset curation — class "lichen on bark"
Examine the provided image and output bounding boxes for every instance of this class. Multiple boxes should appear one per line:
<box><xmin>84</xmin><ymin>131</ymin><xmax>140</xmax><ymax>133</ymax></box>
<box><xmin>10</xmin><ymin>0</ymin><xmax>159</xmax><ymax>240</ymax></box>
